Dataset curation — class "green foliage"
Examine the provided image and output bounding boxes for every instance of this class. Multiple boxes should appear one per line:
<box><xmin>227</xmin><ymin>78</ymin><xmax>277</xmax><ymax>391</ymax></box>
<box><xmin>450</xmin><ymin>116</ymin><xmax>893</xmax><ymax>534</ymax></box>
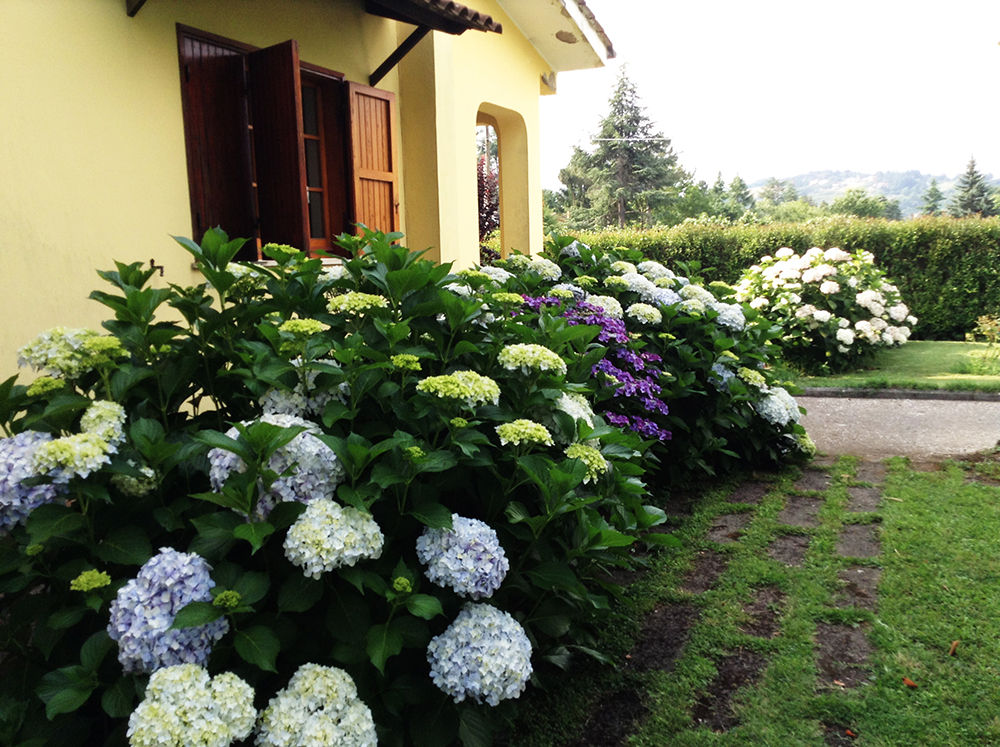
<box><xmin>560</xmin><ymin>216</ymin><xmax>1000</xmax><ymax>340</ymax></box>
<box><xmin>830</xmin><ymin>188</ymin><xmax>901</xmax><ymax>220</ymax></box>
<box><xmin>949</xmin><ymin>158</ymin><xmax>998</xmax><ymax>218</ymax></box>
<box><xmin>921</xmin><ymin>178</ymin><xmax>945</xmax><ymax>216</ymax></box>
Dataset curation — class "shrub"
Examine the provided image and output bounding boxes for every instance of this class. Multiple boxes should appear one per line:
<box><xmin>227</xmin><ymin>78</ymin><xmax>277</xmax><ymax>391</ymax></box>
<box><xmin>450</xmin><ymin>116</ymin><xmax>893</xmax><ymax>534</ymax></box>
<box><xmin>0</xmin><ymin>228</ymin><xmax>806</xmax><ymax>746</ymax></box>
<box><xmin>735</xmin><ymin>247</ymin><xmax>916</xmax><ymax>374</ymax></box>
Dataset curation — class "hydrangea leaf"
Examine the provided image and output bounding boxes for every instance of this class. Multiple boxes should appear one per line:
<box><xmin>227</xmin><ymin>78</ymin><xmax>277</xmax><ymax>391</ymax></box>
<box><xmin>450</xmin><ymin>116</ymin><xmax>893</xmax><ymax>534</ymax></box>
<box><xmin>409</xmin><ymin>501</ymin><xmax>453</xmax><ymax>529</ymax></box>
<box><xmin>458</xmin><ymin>705</ymin><xmax>492</xmax><ymax>747</ymax></box>
<box><xmin>277</xmin><ymin>574</ymin><xmax>323</xmax><ymax>613</ymax></box>
<box><xmin>170</xmin><ymin>601</ymin><xmax>224</xmax><ymax>630</ymax></box>
<box><xmin>234</xmin><ymin>626</ymin><xmax>280</xmax><ymax>673</ymax></box>
<box><xmin>79</xmin><ymin>632</ymin><xmax>113</xmax><ymax>672</ymax></box>
<box><xmin>233</xmin><ymin>571</ymin><xmax>270</xmax><ymax>605</ymax></box>
<box><xmin>25</xmin><ymin>504</ymin><xmax>86</xmax><ymax>544</ymax></box>
<box><xmin>95</xmin><ymin>525</ymin><xmax>152</xmax><ymax>566</ymax></box>
<box><xmin>100</xmin><ymin>676</ymin><xmax>135</xmax><ymax>719</ymax></box>
<box><xmin>36</xmin><ymin>665</ymin><xmax>97</xmax><ymax>719</ymax></box>
<box><xmin>404</xmin><ymin>594</ymin><xmax>443</xmax><ymax>620</ymax></box>
<box><xmin>366</xmin><ymin>622</ymin><xmax>405</xmax><ymax>674</ymax></box>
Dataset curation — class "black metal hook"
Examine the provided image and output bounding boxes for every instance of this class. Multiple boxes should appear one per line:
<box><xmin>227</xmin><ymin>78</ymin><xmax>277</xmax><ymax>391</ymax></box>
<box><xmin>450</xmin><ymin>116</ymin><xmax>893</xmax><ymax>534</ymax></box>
<box><xmin>150</xmin><ymin>259</ymin><xmax>164</xmax><ymax>277</ymax></box>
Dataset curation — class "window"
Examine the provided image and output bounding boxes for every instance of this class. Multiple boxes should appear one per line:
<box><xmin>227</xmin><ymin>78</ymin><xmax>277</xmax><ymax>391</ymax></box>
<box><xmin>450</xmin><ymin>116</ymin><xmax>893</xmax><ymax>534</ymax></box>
<box><xmin>177</xmin><ymin>26</ymin><xmax>400</xmax><ymax>260</ymax></box>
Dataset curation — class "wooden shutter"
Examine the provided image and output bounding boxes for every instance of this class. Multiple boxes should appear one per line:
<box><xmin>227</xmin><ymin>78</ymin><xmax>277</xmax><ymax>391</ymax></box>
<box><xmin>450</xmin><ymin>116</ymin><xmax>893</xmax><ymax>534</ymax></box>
<box><xmin>178</xmin><ymin>31</ymin><xmax>255</xmax><ymax>247</ymax></box>
<box><xmin>347</xmin><ymin>83</ymin><xmax>400</xmax><ymax>234</ymax></box>
<box><xmin>248</xmin><ymin>41</ymin><xmax>309</xmax><ymax>251</ymax></box>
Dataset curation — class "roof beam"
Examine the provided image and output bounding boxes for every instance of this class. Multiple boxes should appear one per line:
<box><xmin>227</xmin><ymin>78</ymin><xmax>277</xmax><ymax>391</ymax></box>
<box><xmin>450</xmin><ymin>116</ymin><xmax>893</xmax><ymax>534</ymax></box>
<box><xmin>370</xmin><ymin>25</ymin><xmax>430</xmax><ymax>86</ymax></box>
<box><xmin>125</xmin><ymin>0</ymin><xmax>148</xmax><ymax>16</ymax></box>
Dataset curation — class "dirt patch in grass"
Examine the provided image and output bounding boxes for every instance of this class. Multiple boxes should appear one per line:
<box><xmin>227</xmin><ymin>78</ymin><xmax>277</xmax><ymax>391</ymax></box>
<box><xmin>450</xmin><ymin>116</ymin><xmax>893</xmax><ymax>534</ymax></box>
<box><xmin>846</xmin><ymin>486</ymin><xmax>882</xmax><ymax>512</ymax></box>
<box><xmin>836</xmin><ymin>524</ymin><xmax>881</xmax><ymax>558</ymax></box>
<box><xmin>777</xmin><ymin>495</ymin><xmax>823</xmax><ymax>527</ymax></box>
<box><xmin>815</xmin><ymin>623</ymin><xmax>873</xmax><ymax>688</ymax></box>
<box><xmin>823</xmin><ymin>723</ymin><xmax>859</xmax><ymax>745</ymax></box>
<box><xmin>768</xmin><ymin>534</ymin><xmax>811</xmax><ymax>566</ymax></box>
<box><xmin>690</xmin><ymin>649</ymin><xmax>768</xmax><ymax>731</ymax></box>
<box><xmin>682</xmin><ymin>550</ymin><xmax>729</xmax><ymax>593</ymax></box>
<box><xmin>794</xmin><ymin>469</ymin><xmax>831</xmax><ymax>493</ymax></box>
<box><xmin>663</xmin><ymin>490</ymin><xmax>699</xmax><ymax>517</ymax></box>
<box><xmin>728</xmin><ymin>481</ymin><xmax>770</xmax><ymax>505</ymax></box>
<box><xmin>909</xmin><ymin>460</ymin><xmax>944</xmax><ymax>473</ymax></box>
<box><xmin>853</xmin><ymin>461</ymin><xmax>887</xmax><ymax>485</ymax></box>
<box><xmin>834</xmin><ymin>566</ymin><xmax>881</xmax><ymax>611</ymax></box>
<box><xmin>706</xmin><ymin>513</ymin><xmax>752</xmax><ymax>544</ymax></box>
<box><xmin>740</xmin><ymin>586</ymin><xmax>785</xmax><ymax>638</ymax></box>
<box><xmin>628</xmin><ymin>603</ymin><xmax>698</xmax><ymax>672</ymax></box>
<box><xmin>568</xmin><ymin>688</ymin><xmax>647</xmax><ymax>747</ymax></box>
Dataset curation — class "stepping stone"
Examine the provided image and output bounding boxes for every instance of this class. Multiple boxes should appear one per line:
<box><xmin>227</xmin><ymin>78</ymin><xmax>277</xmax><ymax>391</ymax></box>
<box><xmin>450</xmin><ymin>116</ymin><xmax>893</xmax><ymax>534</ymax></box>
<box><xmin>567</xmin><ymin>689</ymin><xmax>647</xmax><ymax>747</ymax></box>
<box><xmin>811</xmin><ymin>454</ymin><xmax>838</xmax><ymax>468</ymax></box>
<box><xmin>728</xmin><ymin>481</ymin><xmax>770</xmax><ymax>505</ymax></box>
<box><xmin>794</xmin><ymin>469</ymin><xmax>831</xmax><ymax>492</ymax></box>
<box><xmin>628</xmin><ymin>603</ymin><xmax>698</xmax><ymax>672</ymax></box>
<box><xmin>682</xmin><ymin>550</ymin><xmax>728</xmax><ymax>593</ymax></box>
<box><xmin>777</xmin><ymin>496</ymin><xmax>823</xmax><ymax>527</ymax></box>
<box><xmin>854</xmin><ymin>461</ymin><xmax>887</xmax><ymax>484</ymax></box>
<box><xmin>691</xmin><ymin>649</ymin><xmax>767</xmax><ymax>731</ymax></box>
<box><xmin>836</xmin><ymin>524</ymin><xmax>881</xmax><ymax>558</ymax></box>
<box><xmin>835</xmin><ymin>566</ymin><xmax>881</xmax><ymax>611</ymax></box>
<box><xmin>740</xmin><ymin>586</ymin><xmax>785</xmax><ymax>638</ymax></box>
<box><xmin>769</xmin><ymin>534</ymin><xmax>810</xmax><ymax>567</ymax></box>
<box><xmin>707</xmin><ymin>513</ymin><xmax>752</xmax><ymax>544</ymax></box>
<box><xmin>815</xmin><ymin>622</ymin><xmax>873</xmax><ymax>688</ymax></box>
<box><xmin>846</xmin><ymin>486</ymin><xmax>882</xmax><ymax>513</ymax></box>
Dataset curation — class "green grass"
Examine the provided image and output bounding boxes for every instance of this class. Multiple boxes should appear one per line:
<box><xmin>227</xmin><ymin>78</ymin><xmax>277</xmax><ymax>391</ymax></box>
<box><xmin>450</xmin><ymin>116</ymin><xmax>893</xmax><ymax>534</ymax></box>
<box><xmin>508</xmin><ymin>456</ymin><xmax>1000</xmax><ymax>745</ymax></box>
<box><xmin>788</xmin><ymin>341</ymin><xmax>1000</xmax><ymax>392</ymax></box>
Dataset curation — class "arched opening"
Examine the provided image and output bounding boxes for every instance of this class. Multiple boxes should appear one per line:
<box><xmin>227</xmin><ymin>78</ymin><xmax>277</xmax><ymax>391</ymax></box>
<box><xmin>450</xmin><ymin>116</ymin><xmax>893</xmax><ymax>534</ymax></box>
<box><xmin>476</xmin><ymin>120</ymin><xmax>500</xmax><ymax>263</ymax></box>
<box><xmin>476</xmin><ymin>103</ymin><xmax>530</xmax><ymax>259</ymax></box>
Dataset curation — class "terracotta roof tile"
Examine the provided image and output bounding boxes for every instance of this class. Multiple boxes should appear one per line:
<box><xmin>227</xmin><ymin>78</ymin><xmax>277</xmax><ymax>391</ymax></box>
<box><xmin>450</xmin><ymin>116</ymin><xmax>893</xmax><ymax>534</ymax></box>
<box><xmin>366</xmin><ymin>0</ymin><xmax>502</xmax><ymax>35</ymax></box>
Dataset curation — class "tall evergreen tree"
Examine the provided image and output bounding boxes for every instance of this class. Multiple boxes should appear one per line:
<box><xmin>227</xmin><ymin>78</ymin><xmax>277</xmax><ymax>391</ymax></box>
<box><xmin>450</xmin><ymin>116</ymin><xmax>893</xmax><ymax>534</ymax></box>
<box><xmin>921</xmin><ymin>178</ymin><xmax>944</xmax><ymax>216</ymax></box>
<box><xmin>559</xmin><ymin>69</ymin><xmax>687</xmax><ymax>228</ymax></box>
<box><xmin>729</xmin><ymin>176</ymin><xmax>755</xmax><ymax>212</ymax></box>
<box><xmin>950</xmin><ymin>158</ymin><xmax>997</xmax><ymax>217</ymax></box>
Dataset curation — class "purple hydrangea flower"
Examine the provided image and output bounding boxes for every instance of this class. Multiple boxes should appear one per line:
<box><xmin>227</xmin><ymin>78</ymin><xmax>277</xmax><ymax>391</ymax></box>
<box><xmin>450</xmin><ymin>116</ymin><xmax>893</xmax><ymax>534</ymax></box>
<box><xmin>0</xmin><ymin>431</ymin><xmax>63</xmax><ymax>533</ymax></box>
<box><xmin>108</xmin><ymin>548</ymin><xmax>228</xmax><ymax>673</ymax></box>
<box><xmin>416</xmin><ymin>514</ymin><xmax>509</xmax><ymax>600</ymax></box>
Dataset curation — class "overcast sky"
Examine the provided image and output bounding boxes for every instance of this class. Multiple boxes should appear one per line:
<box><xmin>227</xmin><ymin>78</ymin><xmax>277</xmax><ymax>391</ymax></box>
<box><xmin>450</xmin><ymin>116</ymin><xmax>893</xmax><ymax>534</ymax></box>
<box><xmin>540</xmin><ymin>0</ymin><xmax>1000</xmax><ymax>190</ymax></box>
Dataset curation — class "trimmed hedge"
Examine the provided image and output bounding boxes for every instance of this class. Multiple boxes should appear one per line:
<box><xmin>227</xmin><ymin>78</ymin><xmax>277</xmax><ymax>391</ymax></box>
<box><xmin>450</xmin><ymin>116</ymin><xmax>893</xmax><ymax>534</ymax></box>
<box><xmin>564</xmin><ymin>217</ymin><xmax>1000</xmax><ymax>340</ymax></box>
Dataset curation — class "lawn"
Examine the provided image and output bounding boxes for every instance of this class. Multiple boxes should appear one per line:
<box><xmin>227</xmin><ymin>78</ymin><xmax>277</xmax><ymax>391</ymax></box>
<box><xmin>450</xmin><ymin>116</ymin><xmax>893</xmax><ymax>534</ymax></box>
<box><xmin>507</xmin><ymin>454</ymin><xmax>1000</xmax><ymax>745</ymax></box>
<box><xmin>788</xmin><ymin>341</ymin><xmax>1000</xmax><ymax>392</ymax></box>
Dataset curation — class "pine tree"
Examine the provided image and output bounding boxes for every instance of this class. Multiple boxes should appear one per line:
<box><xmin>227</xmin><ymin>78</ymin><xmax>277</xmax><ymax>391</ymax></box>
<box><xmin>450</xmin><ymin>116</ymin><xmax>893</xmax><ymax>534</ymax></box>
<box><xmin>729</xmin><ymin>176</ymin><xmax>755</xmax><ymax>212</ymax></box>
<box><xmin>921</xmin><ymin>178</ymin><xmax>944</xmax><ymax>216</ymax></box>
<box><xmin>560</xmin><ymin>69</ymin><xmax>687</xmax><ymax>228</ymax></box>
<box><xmin>950</xmin><ymin>158</ymin><xmax>997</xmax><ymax>217</ymax></box>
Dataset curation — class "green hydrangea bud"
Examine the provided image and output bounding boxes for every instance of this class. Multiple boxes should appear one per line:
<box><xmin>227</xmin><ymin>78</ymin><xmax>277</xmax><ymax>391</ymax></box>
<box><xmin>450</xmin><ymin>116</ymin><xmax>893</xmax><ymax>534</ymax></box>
<box><xmin>25</xmin><ymin>543</ymin><xmax>44</xmax><ymax>557</ymax></box>
<box><xmin>213</xmin><ymin>590</ymin><xmax>243</xmax><ymax>611</ymax></box>
<box><xmin>70</xmin><ymin>569</ymin><xmax>111</xmax><ymax>592</ymax></box>
<box><xmin>392</xmin><ymin>577</ymin><xmax>413</xmax><ymax>593</ymax></box>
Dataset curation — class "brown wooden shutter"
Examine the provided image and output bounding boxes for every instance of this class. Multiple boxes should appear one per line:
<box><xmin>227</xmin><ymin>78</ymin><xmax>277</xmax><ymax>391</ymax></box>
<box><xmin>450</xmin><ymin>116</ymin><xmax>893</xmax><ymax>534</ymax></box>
<box><xmin>178</xmin><ymin>32</ymin><xmax>255</xmax><ymax>246</ymax></box>
<box><xmin>347</xmin><ymin>83</ymin><xmax>400</xmax><ymax>234</ymax></box>
<box><xmin>248</xmin><ymin>41</ymin><xmax>309</xmax><ymax>251</ymax></box>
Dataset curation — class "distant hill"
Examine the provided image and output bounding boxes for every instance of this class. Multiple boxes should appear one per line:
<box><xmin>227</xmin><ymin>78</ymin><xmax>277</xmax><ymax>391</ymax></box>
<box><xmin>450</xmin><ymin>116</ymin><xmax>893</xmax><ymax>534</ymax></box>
<box><xmin>750</xmin><ymin>170</ymin><xmax>999</xmax><ymax>218</ymax></box>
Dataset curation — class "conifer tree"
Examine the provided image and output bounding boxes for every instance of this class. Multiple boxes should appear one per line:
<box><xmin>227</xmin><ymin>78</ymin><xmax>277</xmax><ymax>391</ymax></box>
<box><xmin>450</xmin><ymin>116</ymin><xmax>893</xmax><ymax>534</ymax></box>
<box><xmin>559</xmin><ymin>69</ymin><xmax>687</xmax><ymax>228</ymax></box>
<box><xmin>921</xmin><ymin>178</ymin><xmax>944</xmax><ymax>216</ymax></box>
<box><xmin>729</xmin><ymin>176</ymin><xmax>755</xmax><ymax>212</ymax></box>
<box><xmin>950</xmin><ymin>158</ymin><xmax>997</xmax><ymax>217</ymax></box>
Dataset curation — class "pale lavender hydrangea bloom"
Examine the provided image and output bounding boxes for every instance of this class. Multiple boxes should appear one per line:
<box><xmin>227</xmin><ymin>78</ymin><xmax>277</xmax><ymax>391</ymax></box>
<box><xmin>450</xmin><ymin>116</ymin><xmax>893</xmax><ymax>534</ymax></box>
<box><xmin>108</xmin><ymin>548</ymin><xmax>228</xmax><ymax>674</ymax></box>
<box><xmin>754</xmin><ymin>387</ymin><xmax>801</xmax><ymax>427</ymax></box>
<box><xmin>427</xmin><ymin>603</ymin><xmax>532</xmax><ymax>706</ymax></box>
<box><xmin>283</xmin><ymin>499</ymin><xmax>384</xmax><ymax>578</ymax></box>
<box><xmin>416</xmin><ymin>514</ymin><xmax>509</xmax><ymax>599</ymax></box>
<box><xmin>0</xmin><ymin>431</ymin><xmax>63</xmax><ymax>532</ymax></box>
<box><xmin>208</xmin><ymin>413</ymin><xmax>344</xmax><ymax>519</ymax></box>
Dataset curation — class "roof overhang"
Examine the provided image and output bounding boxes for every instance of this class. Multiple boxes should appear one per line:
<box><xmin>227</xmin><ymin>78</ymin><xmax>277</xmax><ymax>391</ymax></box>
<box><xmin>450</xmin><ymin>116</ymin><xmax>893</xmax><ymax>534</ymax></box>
<box><xmin>496</xmin><ymin>0</ymin><xmax>615</xmax><ymax>72</ymax></box>
<box><xmin>365</xmin><ymin>0</ymin><xmax>502</xmax><ymax>35</ymax></box>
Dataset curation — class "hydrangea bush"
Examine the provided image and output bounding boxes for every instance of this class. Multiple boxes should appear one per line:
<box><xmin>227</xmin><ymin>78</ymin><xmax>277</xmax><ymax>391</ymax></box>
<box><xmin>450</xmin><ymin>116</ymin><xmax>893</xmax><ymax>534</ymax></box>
<box><xmin>0</xmin><ymin>229</ymin><xmax>673</xmax><ymax>747</ymax></box>
<box><xmin>0</xmin><ymin>228</ymin><xmax>808</xmax><ymax>746</ymax></box>
<box><xmin>735</xmin><ymin>246</ymin><xmax>917</xmax><ymax>373</ymax></box>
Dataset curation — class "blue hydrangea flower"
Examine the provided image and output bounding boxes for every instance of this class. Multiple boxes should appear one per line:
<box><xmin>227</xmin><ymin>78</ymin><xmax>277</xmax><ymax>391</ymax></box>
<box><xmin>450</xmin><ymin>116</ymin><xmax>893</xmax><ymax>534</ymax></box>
<box><xmin>427</xmin><ymin>603</ymin><xmax>533</xmax><ymax>706</ymax></box>
<box><xmin>0</xmin><ymin>431</ymin><xmax>64</xmax><ymax>533</ymax></box>
<box><xmin>207</xmin><ymin>413</ymin><xmax>344</xmax><ymax>519</ymax></box>
<box><xmin>107</xmin><ymin>547</ymin><xmax>229</xmax><ymax>674</ymax></box>
<box><xmin>416</xmin><ymin>514</ymin><xmax>509</xmax><ymax>600</ymax></box>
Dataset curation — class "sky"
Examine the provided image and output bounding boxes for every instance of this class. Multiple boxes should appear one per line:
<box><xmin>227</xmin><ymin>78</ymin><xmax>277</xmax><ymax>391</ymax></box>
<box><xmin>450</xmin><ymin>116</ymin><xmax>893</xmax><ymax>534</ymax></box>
<box><xmin>540</xmin><ymin>0</ymin><xmax>1000</xmax><ymax>190</ymax></box>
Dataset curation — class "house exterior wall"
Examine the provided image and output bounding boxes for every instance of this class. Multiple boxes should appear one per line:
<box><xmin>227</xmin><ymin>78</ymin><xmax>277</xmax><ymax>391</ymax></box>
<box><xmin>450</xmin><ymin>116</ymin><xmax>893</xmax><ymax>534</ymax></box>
<box><xmin>0</xmin><ymin>0</ymin><xmax>551</xmax><ymax>370</ymax></box>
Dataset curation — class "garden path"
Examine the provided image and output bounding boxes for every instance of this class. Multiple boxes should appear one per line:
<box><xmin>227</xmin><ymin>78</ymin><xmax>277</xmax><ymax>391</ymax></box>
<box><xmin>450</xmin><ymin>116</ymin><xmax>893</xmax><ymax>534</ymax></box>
<box><xmin>798</xmin><ymin>393</ymin><xmax>1000</xmax><ymax>458</ymax></box>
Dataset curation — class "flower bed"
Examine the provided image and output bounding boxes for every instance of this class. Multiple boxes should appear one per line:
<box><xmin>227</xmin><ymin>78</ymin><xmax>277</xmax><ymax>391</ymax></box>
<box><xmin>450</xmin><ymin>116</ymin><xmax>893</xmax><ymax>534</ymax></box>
<box><xmin>0</xmin><ymin>228</ymin><xmax>806</xmax><ymax>746</ymax></box>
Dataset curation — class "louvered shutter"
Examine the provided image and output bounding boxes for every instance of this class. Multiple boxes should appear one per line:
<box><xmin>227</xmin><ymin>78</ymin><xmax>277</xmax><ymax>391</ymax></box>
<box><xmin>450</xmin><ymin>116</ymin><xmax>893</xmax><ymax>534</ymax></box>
<box><xmin>248</xmin><ymin>41</ymin><xmax>309</xmax><ymax>251</ymax></box>
<box><xmin>178</xmin><ymin>33</ymin><xmax>255</xmax><ymax>250</ymax></box>
<box><xmin>347</xmin><ymin>83</ymin><xmax>400</xmax><ymax>234</ymax></box>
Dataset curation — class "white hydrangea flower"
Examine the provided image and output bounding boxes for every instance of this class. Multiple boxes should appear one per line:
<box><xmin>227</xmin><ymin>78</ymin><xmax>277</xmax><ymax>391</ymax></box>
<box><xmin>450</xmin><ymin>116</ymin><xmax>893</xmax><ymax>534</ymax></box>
<box><xmin>530</xmin><ymin>256</ymin><xmax>562</xmax><ymax>280</ymax></box>
<box><xmin>637</xmin><ymin>260</ymin><xmax>673</xmax><ymax>280</ymax></box>
<box><xmin>255</xmin><ymin>664</ymin><xmax>377</xmax><ymax>747</ymax></box>
<box><xmin>801</xmin><ymin>264</ymin><xmax>837</xmax><ymax>284</ymax></box>
<box><xmin>495</xmin><ymin>419</ymin><xmax>554</xmax><ymax>447</ymax></box>
<box><xmin>478</xmin><ymin>265</ymin><xmax>513</xmax><ymax>285</ymax></box>
<box><xmin>819</xmin><ymin>280</ymin><xmax>841</xmax><ymax>295</ymax></box>
<box><xmin>554</xmin><ymin>392</ymin><xmax>595</xmax><ymax>428</ymax></box>
<box><xmin>80</xmin><ymin>400</ymin><xmax>126</xmax><ymax>450</ymax></box>
<box><xmin>497</xmin><ymin>343</ymin><xmax>567</xmax><ymax>376</ymax></box>
<box><xmin>319</xmin><ymin>264</ymin><xmax>347</xmax><ymax>284</ymax></box>
<box><xmin>824</xmin><ymin>247</ymin><xmax>851</xmax><ymax>262</ymax></box>
<box><xmin>284</xmin><ymin>499</ymin><xmax>384</xmax><ymax>579</ymax></box>
<box><xmin>626</xmin><ymin>303</ymin><xmax>662</xmax><ymax>325</ymax></box>
<box><xmin>128</xmin><ymin>665</ymin><xmax>256</xmax><ymax>747</ymax></box>
<box><xmin>712</xmin><ymin>302</ymin><xmax>745</xmax><ymax>331</ymax></box>
<box><xmin>610</xmin><ymin>260</ymin><xmax>637</xmax><ymax>274</ymax></box>
<box><xmin>754</xmin><ymin>386</ymin><xmax>800</xmax><ymax>426</ymax></box>
<box><xmin>888</xmin><ymin>303</ymin><xmax>910</xmax><ymax>323</ymax></box>
<box><xmin>749</xmin><ymin>296</ymin><xmax>769</xmax><ymax>309</ymax></box>
<box><xmin>416</xmin><ymin>514</ymin><xmax>509</xmax><ymax>599</ymax></box>
<box><xmin>584</xmin><ymin>294</ymin><xmax>624</xmax><ymax>319</ymax></box>
<box><xmin>444</xmin><ymin>282</ymin><xmax>474</xmax><ymax>298</ymax></box>
<box><xmin>679</xmin><ymin>284</ymin><xmax>716</xmax><ymax>305</ymax></box>
<box><xmin>775</xmin><ymin>248</ymin><xmax>796</xmax><ymax>259</ymax></box>
<box><xmin>812</xmin><ymin>309</ymin><xmax>833</xmax><ymax>324</ymax></box>
<box><xmin>31</xmin><ymin>432</ymin><xmax>112</xmax><ymax>483</ymax></box>
<box><xmin>416</xmin><ymin>370</ymin><xmax>501</xmax><ymax>409</ymax></box>
<box><xmin>836</xmin><ymin>328</ymin><xmax>855</xmax><ymax>346</ymax></box>
<box><xmin>427</xmin><ymin>603</ymin><xmax>532</xmax><ymax>706</ymax></box>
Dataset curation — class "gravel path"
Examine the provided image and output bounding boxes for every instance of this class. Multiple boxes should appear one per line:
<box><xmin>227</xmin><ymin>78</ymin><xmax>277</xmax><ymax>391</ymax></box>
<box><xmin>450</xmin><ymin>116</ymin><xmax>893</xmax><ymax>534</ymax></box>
<box><xmin>799</xmin><ymin>394</ymin><xmax>1000</xmax><ymax>459</ymax></box>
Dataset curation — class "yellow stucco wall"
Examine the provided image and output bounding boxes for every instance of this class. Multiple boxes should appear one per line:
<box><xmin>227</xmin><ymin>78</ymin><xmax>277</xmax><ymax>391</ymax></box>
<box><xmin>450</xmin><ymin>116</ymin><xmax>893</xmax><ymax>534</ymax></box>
<box><xmin>0</xmin><ymin>0</ymin><xmax>549</xmax><ymax>371</ymax></box>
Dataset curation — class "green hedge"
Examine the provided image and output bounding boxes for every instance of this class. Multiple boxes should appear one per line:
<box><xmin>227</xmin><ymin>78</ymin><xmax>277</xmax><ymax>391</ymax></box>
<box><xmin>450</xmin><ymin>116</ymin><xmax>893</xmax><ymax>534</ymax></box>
<box><xmin>566</xmin><ymin>217</ymin><xmax>1000</xmax><ymax>340</ymax></box>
